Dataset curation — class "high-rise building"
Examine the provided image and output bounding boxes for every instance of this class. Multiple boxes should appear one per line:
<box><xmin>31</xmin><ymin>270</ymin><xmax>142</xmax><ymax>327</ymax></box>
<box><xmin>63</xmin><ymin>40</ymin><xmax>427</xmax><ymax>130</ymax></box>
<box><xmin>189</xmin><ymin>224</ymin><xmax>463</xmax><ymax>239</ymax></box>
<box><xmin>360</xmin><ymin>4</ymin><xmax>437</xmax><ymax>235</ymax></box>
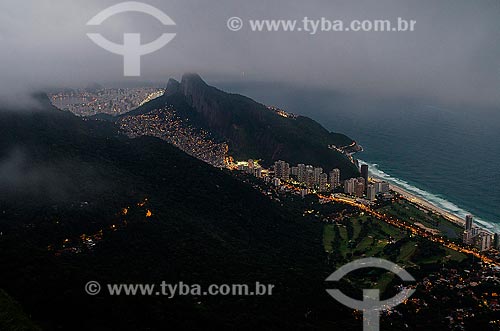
<box><xmin>274</xmin><ymin>160</ymin><xmax>290</xmax><ymax>181</ymax></box>
<box><xmin>254</xmin><ymin>166</ymin><xmax>262</xmax><ymax>178</ymax></box>
<box><xmin>477</xmin><ymin>232</ymin><xmax>493</xmax><ymax>251</ymax></box>
<box><xmin>343</xmin><ymin>179</ymin><xmax>352</xmax><ymax>194</ymax></box>
<box><xmin>291</xmin><ymin>166</ymin><xmax>298</xmax><ymax>177</ymax></box>
<box><xmin>465</xmin><ymin>214</ymin><xmax>473</xmax><ymax>231</ymax></box>
<box><xmin>297</xmin><ymin>164</ymin><xmax>306</xmax><ymax>183</ymax></box>
<box><xmin>305</xmin><ymin>168</ymin><xmax>315</xmax><ymax>189</ymax></box>
<box><xmin>463</xmin><ymin>223</ymin><xmax>493</xmax><ymax>251</ymax></box>
<box><xmin>329</xmin><ymin>169</ymin><xmax>341</xmax><ymax>188</ymax></box>
<box><xmin>463</xmin><ymin>230</ymin><xmax>474</xmax><ymax>245</ymax></box>
<box><xmin>344</xmin><ymin>178</ymin><xmax>355</xmax><ymax>195</ymax></box>
<box><xmin>367</xmin><ymin>184</ymin><xmax>376</xmax><ymax>201</ymax></box>
<box><xmin>375</xmin><ymin>181</ymin><xmax>390</xmax><ymax>194</ymax></box>
<box><xmin>360</xmin><ymin>164</ymin><xmax>369</xmax><ymax>188</ymax></box>
<box><xmin>344</xmin><ymin>177</ymin><xmax>366</xmax><ymax>196</ymax></box>
<box><xmin>463</xmin><ymin>215</ymin><xmax>481</xmax><ymax>246</ymax></box>
<box><xmin>313</xmin><ymin>167</ymin><xmax>323</xmax><ymax>186</ymax></box>
<box><xmin>354</xmin><ymin>180</ymin><xmax>365</xmax><ymax>198</ymax></box>
<box><xmin>319</xmin><ymin>173</ymin><xmax>328</xmax><ymax>192</ymax></box>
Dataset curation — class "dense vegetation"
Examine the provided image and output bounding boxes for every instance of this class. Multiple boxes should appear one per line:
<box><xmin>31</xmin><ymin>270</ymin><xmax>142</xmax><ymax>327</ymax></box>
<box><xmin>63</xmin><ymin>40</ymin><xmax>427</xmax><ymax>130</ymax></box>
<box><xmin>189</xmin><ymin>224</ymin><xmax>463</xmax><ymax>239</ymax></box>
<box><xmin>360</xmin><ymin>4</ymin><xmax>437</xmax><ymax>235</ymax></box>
<box><xmin>0</xmin><ymin>102</ymin><xmax>355</xmax><ymax>330</ymax></box>
<box><xmin>0</xmin><ymin>290</ymin><xmax>40</xmax><ymax>331</ymax></box>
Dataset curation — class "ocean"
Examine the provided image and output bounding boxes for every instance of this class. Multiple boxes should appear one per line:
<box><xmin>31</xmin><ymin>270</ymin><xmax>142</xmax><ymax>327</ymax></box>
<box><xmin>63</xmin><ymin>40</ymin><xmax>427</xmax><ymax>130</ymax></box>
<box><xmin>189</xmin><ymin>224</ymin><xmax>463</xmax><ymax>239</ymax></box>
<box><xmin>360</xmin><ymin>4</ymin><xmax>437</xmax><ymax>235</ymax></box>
<box><xmin>219</xmin><ymin>81</ymin><xmax>500</xmax><ymax>233</ymax></box>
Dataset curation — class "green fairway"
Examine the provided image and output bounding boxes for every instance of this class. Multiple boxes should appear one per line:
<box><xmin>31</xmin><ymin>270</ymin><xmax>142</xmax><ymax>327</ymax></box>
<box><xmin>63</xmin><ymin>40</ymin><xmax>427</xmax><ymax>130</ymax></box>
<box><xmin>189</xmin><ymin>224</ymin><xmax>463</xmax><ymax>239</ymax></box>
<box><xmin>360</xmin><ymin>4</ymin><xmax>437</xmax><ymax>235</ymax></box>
<box><xmin>378</xmin><ymin>200</ymin><xmax>463</xmax><ymax>239</ymax></box>
<box><xmin>323</xmin><ymin>224</ymin><xmax>335</xmax><ymax>253</ymax></box>
<box><xmin>322</xmin><ymin>211</ymin><xmax>468</xmax><ymax>293</ymax></box>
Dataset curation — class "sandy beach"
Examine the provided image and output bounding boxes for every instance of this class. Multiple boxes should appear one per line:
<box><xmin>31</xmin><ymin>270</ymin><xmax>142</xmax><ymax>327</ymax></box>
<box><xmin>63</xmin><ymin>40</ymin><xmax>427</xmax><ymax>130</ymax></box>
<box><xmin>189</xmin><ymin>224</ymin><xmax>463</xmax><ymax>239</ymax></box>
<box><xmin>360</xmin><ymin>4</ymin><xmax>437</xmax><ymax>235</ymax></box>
<box><xmin>387</xmin><ymin>183</ymin><xmax>466</xmax><ymax>227</ymax></box>
<box><xmin>369</xmin><ymin>177</ymin><xmax>466</xmax><ymax>228</ymax></box>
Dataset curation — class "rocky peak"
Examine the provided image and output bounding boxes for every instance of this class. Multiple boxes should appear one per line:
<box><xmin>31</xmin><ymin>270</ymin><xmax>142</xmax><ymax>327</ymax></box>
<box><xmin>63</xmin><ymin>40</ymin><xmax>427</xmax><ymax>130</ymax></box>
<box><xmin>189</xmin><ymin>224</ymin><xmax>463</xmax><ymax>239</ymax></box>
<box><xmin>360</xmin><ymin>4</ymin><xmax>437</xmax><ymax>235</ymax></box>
<box><xmin>165</xmin><ymin>78</ymin><xmax>181</xmax><ymax>96</ymax></box>
<box><xmin>179</xmin><ymin>73</ymin><xmax>214</xmax><ymax>113</ymax></box>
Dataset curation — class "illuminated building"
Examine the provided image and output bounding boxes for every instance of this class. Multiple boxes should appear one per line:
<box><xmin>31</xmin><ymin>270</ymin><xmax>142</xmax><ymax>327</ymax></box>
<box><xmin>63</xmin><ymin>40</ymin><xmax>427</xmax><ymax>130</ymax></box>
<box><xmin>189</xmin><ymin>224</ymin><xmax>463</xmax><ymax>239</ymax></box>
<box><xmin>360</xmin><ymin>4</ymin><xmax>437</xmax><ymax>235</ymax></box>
<box><xmin>329</xmin><ymin>168</ymin><xmax>340</xmax><ymax>188</ymax></box>
<box><xmin>360</xmin><ymin>164</ymin><xmax>369</xmax><ymax>188</ymax></box>
<box><xmin>313</xmin><ymin>167</ymin><xmax>323</xmax><ymax>186</ymax></box>
<box><xmin>319</xmin><ymin>173</ymin><xmax>328</xmax><ymax>192</ymax></box>
<box><xmin>465</xmin><ymin>214</ymin><xmax>473</xmax><ymax>231</ymax></box>
<box><xmin>367</xmin><ymin>184</ymin><xmax>376</xmax><ymax>201</ymax></box>
<box><xmin>297</xmin><ymin>164</ymin><xmax>306</xmax><ymax>183</ymax></box>
<box><xmin>354</xmin><ymin>179</ymin><xmax>365</xmax><ymax>198</ymax></box>
<box><xmin>274</xmin><ymin>160</ymin><xmax>290</xmax><ymax>181</ymax></box>
<box><xmin>375</xmin><ymin>181</ymin><xmax>390</xmax><ymax>194</ymax></box>
<box><xmin>344</xmin><ymin>178</ymin><xmax>355</xmax><ymax>195</ymax></box>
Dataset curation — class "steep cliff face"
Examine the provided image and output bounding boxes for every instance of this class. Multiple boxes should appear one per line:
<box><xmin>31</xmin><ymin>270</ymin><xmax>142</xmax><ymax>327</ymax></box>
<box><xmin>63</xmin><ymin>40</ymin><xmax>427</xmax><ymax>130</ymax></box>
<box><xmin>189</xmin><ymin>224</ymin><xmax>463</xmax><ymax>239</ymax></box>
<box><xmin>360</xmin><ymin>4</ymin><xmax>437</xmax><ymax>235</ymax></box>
<box><xmin>128</xmin><ymin>73</ymin><xmax>359</xmax><ymax>178</ymax></box>
<box><xmin>180</xmin><ymin>74</ymin><xmax>233</xmax><ymax>138</ymax></box>
<box><xmin>183</xmin><ymin>75</ymin><xmax>271</xmax><ymax>154</ymax></box>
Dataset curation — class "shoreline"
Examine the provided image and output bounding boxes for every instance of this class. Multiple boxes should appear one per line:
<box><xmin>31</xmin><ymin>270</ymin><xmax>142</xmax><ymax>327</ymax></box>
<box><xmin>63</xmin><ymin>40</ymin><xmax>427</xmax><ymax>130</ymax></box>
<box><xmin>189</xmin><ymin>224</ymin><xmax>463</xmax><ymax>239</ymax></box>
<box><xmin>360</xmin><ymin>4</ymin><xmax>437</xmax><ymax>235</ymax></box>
<box><xmin>356</xmin><ymin>156</ymin><xmax>497</xmax><ymax>235</ymax></box>
<box><xmin>386</xmin><ymin>182</ymin><xmax>466</xmax><ymax>228</ymax></box>
<box><xmin>369</xmin><ymin>176</ymin><xmax>496</xmax><ymax>235</ymax></box>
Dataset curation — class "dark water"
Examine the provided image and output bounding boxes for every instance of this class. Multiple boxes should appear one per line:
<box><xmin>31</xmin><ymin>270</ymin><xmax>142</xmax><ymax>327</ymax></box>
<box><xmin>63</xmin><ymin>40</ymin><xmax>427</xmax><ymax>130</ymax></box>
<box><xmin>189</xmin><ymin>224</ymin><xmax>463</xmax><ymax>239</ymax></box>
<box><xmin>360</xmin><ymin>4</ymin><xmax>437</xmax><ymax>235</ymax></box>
<box><xmin>219</xmin><ymin>81</ymin><xmax>500</xmax><ymax>232</ymax></box>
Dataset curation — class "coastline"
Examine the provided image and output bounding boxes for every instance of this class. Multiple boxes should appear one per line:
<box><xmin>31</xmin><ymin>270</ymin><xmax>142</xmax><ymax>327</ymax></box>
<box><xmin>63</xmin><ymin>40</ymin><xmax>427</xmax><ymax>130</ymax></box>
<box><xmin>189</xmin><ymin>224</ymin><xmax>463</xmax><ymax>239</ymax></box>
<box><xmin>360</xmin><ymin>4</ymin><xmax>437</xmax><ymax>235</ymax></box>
<box><xmin>386</xmin><ymin>182</ymin><xmax>466</xmax><ymax>228</ymax></box>
<box><xmin>354</xmin><ymin>155</ymin><xmax>497</xmax><ymax>235</ymax></box>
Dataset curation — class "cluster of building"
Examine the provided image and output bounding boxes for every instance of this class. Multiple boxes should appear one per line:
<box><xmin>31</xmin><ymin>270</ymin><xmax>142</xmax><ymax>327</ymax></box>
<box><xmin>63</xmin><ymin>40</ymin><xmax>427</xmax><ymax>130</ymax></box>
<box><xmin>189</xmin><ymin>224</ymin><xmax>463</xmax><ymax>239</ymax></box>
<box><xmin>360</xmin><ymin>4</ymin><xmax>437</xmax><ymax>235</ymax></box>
<box><xmin>272</xmin><ymin>160</ymin><xmax>342</xmax><ymax>193</ymax></box>
<box><xmin>342</xmin><ymin>164</ymin><xmax>390</xmax><ymax>201</ymax></box>
<box><xmin>343</xmin><ymin>177</ymin><xmax>390</xmax><ymax>201</ymax></box>
<box><xmin>235</xmin><ymin>159</ymin><xmax>338</xmax><ymax>195</ymax></box>
<box><xmin>402</xmin><ymin>263</ymin><xmax>500</xmax><ymax>329</ymax></box>
<box><xmin>236</xmin><ymin>159</ymin><xmax>266</xmax><ymax>178</ymax></box>
<box><xmin>462</xmin><ymin>214</ymin><xmax>496</xmax><ymax>251</ymax></box>
<box><xmin>274</xmin><ymin>161</ymin><xmax>342</xmax><ymax>192</ymax></box>
<box><xmin>235</xmin><ymin>160</ymin><xmax>391</xmax><ymax>203</ymax></box>
<box><xmin>266</xmin><ymin>106</ymin><xmax>298</xmax><ymax>119</ymax></box>
<box><xmin>119</xmin><ymin>107</ymin><xmax>228</xmax><ymax>167</ymax></box>
<box><xmin>49</xmin><ymin>87</ymin><xmax>164</xmax><ymax>117</ymax></box>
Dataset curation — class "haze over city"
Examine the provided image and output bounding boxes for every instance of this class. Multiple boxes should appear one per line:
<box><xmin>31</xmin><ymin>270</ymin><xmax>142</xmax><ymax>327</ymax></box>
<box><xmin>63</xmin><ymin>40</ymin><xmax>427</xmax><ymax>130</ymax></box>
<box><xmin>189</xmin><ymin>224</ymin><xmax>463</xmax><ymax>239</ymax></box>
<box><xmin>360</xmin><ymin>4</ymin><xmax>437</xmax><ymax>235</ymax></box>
<box><xmin>1</xmin><ymin>0</ymin><xmax>500</xmax><ymax>108</ymax></box>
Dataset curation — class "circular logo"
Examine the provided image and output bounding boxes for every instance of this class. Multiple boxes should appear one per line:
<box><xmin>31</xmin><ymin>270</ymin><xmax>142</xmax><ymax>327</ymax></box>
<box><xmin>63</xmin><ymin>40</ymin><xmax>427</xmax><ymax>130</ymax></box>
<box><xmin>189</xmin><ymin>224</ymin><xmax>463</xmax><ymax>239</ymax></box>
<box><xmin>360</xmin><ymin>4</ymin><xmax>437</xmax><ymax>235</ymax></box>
<box><xmin>326</xmin><ymin>258</ymin><xmax>416</xmax><ymax>331</ymax></box>
<box><xmin>85</xmin><ymin>281</ymin><xmax>102</xmax><ymax>296</ymax></box>
<box><xmin>227</xmin><ymin>17</ymin><xmax>243</xmax><ymax>31</ymax></box>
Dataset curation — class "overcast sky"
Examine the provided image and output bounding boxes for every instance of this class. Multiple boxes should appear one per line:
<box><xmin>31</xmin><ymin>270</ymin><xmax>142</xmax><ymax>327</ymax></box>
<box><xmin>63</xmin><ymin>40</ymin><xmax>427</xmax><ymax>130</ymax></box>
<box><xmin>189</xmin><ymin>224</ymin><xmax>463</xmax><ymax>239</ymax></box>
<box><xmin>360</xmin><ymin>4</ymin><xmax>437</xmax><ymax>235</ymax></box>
<box><xmin>1</xmin><ymin>0</ymin><xmax>499</xmax><ymax>108</ymax></box>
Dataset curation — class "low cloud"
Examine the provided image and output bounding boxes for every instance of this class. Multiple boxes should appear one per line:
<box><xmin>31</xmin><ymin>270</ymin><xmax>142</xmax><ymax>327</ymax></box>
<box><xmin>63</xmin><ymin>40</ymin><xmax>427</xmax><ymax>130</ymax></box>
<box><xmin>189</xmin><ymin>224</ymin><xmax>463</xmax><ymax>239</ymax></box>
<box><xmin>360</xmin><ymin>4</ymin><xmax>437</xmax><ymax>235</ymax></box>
<box><xmin>0</xmin><ymin>148</ymin><xmax>110</xmax><ymax>202</ymax></box>
<box><xmin>0</xmin><ymin>148</ymin><xmax>70</xmax><ymax>200</ymax></box>
<box><xmin>1</xmin><ymin>0</ymin><xmax>500</xmax><ymax>109</ymax></box>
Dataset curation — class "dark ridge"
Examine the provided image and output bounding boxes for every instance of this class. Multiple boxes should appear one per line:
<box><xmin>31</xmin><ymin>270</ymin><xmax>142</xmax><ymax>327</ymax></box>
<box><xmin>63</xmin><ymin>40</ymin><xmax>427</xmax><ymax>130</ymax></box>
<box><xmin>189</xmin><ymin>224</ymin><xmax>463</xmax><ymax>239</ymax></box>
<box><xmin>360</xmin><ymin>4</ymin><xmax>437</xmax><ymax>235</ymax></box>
<box><xmin>122</xmin><ymin>73</ymin><xmax>360</xmax><ymax>178</ymax></box>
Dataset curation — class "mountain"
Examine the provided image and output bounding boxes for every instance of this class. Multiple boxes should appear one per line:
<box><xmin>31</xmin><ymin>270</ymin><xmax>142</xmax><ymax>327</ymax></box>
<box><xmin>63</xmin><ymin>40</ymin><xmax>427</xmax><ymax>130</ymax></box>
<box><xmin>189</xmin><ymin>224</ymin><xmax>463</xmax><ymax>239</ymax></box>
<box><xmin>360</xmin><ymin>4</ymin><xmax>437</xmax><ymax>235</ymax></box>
<box><xmin>124</xmin><ymin>74</ymin><xmax>360</xmax><ymax>178</ymax></box>
<box><xmin>0</xmin><ymin>290</ymin><xmax>40</xmax><ymax>331</ymax></box>
<box><xmin>0</xmin><ymin>100</ymin><xmax>355</xmax><ymax>330</ymax></box>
